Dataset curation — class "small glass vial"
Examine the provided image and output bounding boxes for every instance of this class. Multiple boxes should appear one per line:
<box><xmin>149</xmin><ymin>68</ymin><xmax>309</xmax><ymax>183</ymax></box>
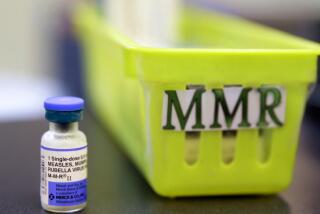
<box><xmin>41</xmin><ymin>96</ymin><xmax>87</xmax><ymax>213</ymax></box>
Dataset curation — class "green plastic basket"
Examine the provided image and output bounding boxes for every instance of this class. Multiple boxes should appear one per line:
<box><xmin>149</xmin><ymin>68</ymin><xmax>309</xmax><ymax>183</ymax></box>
<box><xmin>75</xmin><ymin>5</ymin><xmax>320</xmax><ymax>197</ymax></box>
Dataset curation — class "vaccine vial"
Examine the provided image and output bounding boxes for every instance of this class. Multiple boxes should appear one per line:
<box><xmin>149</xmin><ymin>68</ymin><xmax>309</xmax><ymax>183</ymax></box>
<box><xmin>41</xmin><ymin>96</ymin><xmax>87</xmax><ymax>213</ymax></box>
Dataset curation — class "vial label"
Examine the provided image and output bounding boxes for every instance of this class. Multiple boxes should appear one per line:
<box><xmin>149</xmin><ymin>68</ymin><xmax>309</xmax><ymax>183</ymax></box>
<box><xmin>41</xmin><ymin>145</ymin><xmax>87</xmax><ymax>206</ymax></box>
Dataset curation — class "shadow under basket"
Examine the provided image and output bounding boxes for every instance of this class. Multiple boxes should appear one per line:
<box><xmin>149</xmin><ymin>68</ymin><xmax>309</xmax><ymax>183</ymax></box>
<box><xmin>74</xmin><ymin>5</ymin><xmax>320</xmax><ymax>197</ymax></box>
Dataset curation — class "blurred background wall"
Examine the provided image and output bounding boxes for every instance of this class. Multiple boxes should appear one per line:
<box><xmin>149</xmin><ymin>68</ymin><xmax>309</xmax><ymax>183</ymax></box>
<box><xmin>0</xmin><ymin>0</ymin><xmax>319</xmax><ymax>122</ymax></box>
<box><xmin>198</xmin><ymin>0</ymin><xmax>320</xmax><ymax>20</ymax></box>
<box><xmin>0</xmin><ymin>0</ymin><xmax>76</xmax><ymax>121</ymax></box>
<box><xmin>193</xmin><ymin>0</ymin><xmax>320</xmax><ymax>41</ymax></box>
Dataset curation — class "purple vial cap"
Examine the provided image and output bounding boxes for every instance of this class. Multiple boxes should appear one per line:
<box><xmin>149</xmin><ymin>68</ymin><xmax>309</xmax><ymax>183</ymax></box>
<box><xmin>44</xmin><ymin>96</ymin><xmax>84</xmax><ymax>111</ymax></box>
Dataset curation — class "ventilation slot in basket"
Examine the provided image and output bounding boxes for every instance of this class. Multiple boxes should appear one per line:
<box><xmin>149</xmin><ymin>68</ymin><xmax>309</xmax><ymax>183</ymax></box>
<box><xmin>184</xmin><ymin>84</ymin><xmax>204</xmax><ymax>165</ymax></box>
<box><xmin>219</xmin><ymin>85</ymin><xmax>241</xmax><ymax>164</ymax></box>
<box><xmin>258</xmin><ymin>129</ymin><xmax>272</xmax><ymax>163</ymax></box>
<box><xmin>185</xmin><ymin>132</ymin><xmax>200</xmax><ymax>165</ymax></box>
<box><xmin>222</xmin><ymin>130</ymin><xmax>236</xmax><ymax>164</ymax></box>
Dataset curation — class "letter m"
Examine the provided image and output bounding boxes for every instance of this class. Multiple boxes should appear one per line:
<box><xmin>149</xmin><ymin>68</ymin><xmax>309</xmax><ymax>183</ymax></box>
<box><xmin>211</xmin><ymin>87</ymin><xmax>252</xmax><ymax>129</ymax></box>
<box><xmin>163</xmin><ymin>89</ymin><xmax>205</xmax><ymax>130</ymax></box>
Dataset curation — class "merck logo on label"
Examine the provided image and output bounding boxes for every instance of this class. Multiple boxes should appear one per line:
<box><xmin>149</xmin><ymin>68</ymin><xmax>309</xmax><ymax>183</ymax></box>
<box><xmin>162</xmin><ymin>86</ymin><xmax>286</xmax><ymax>131</ymax></box>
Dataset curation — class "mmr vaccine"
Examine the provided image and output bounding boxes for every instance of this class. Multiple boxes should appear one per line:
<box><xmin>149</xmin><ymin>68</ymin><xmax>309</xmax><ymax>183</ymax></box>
<box><xmin>41</xmin><ymin>96</ymin><xmax>87</xmax><ymax>213</ymax></box>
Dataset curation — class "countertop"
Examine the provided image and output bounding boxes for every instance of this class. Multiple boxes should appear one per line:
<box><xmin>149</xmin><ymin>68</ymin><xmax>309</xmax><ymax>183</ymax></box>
<box><xmin>1</xmin><ymin>107</ymin><xmax>320</xmax><ymax>214</ymax></box>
